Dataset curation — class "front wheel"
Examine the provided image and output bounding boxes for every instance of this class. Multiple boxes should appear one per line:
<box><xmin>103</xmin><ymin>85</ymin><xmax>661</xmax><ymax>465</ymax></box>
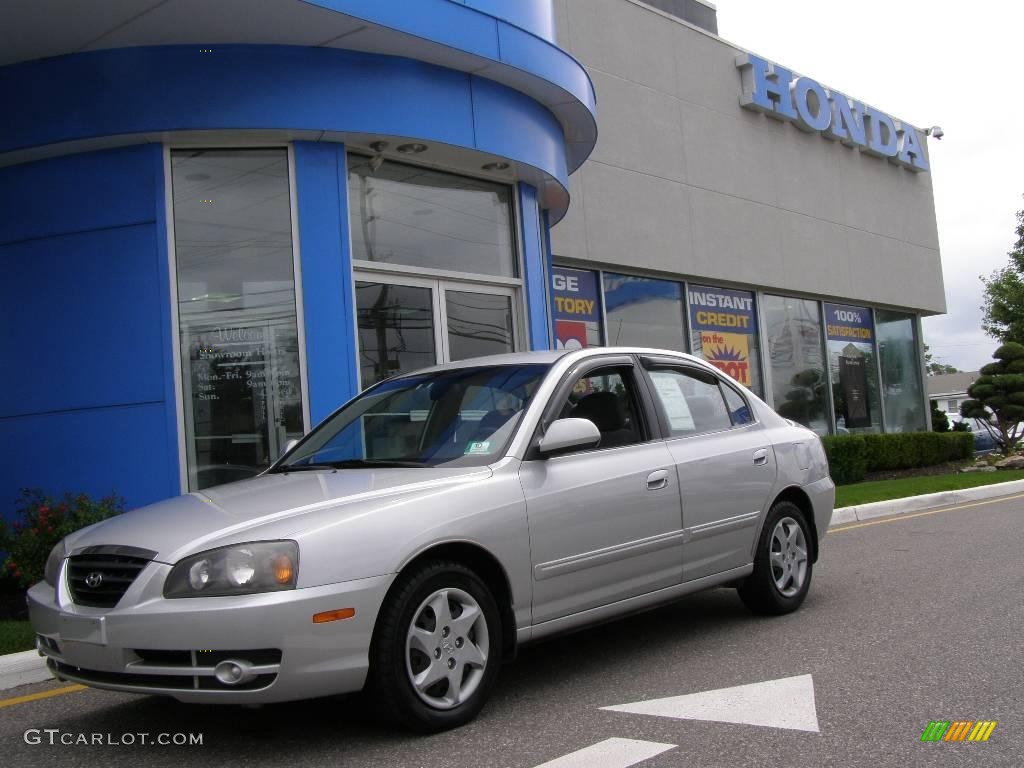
<box><xmin>368</xmin><ymin>561</ymin><xmax>503</xmax><ymax>732</ymax></box>
<box><xmin>738</xmin><ymin>501</ymin><xmax>813</xmax><ymax>615</ymax></box>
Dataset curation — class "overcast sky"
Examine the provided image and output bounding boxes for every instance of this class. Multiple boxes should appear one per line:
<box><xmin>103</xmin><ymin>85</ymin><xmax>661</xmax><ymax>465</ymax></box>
<box><xmin>714</xmin><ymin>0</ymin><xmax>1024</xmax><ymax>372</ymax></box>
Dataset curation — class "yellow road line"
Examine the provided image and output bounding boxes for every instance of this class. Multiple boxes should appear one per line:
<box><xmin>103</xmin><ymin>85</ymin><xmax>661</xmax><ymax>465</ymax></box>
<box><xmin>0</xmin><ymin>684</ymin><xmax>86</xmax><ymax>709</ymax></box>
<box><xmin>830</xmin><ymin>491</ymin><xmax>1024</xmax><ymax>533</ymax></box>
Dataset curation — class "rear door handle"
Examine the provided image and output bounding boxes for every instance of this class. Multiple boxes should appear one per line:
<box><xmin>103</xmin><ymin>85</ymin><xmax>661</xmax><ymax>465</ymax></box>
<box><xmin>753</xmin><ymin>448</ymin><xmax>769</xmax><ymax>466</ymax></box>
<box><xmin>647</xmin><ymin>469</ymin><xmax>669</xmax><ymax>490</ymax></box>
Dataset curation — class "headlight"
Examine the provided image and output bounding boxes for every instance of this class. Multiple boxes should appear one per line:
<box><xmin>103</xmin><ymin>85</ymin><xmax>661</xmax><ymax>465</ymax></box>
<box><xmin>164</xmin><ymin>541</ymin><xmax>298</xmax><ymax>598</ymax></box>
<box><xmin>44</xmin><ymin>540</ymin><xmax>66</xmax><ymax>587</ymax></box>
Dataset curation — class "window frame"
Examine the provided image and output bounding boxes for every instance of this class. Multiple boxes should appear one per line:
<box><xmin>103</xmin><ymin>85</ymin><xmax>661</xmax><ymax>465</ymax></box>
<box><xmin>525</xmin><ymin>354</ymin><xmax>661</xmax><ymax>459</ymax></box>
<box><xmin>164</xmin><ymin>143</ymin><xmax>311</xmax><ymax>493</ymax></box>
<box><xmin>638</xmin><ymin>357</ymin><xmax>760</xmax><ymax>442</ymax></box>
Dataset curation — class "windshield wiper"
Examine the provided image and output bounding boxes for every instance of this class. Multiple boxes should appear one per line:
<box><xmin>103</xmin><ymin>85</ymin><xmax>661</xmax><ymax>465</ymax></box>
<box><xmin>326</xmin><ymin>459</ymin><xmax>427</xmax><ymax>469</ymax></box>
<box><xmin>272</xmin><ymin>462</ymin><xmax>338</xmax><ymax>473</ymax></box>
<box><xmin>275</xmin><ymin>458</ymin><xmax>426</xmax><ymax>473</ymax></box>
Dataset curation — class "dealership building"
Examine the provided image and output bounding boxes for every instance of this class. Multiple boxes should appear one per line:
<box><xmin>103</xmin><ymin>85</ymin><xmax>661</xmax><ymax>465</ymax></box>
<box><xmin>0</xmin><ymin>0</ymin><xmax>945</xmax><ymax>513</ymax></box>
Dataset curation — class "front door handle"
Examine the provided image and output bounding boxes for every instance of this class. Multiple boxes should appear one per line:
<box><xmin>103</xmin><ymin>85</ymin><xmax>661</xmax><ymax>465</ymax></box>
<box><xmin>753</xmin><ymin>448</ymin><xmax>769</xmax><ymax>466</ymax></box>
<box><xmin>647</xmin><ymin>469</ymin><xmax>669</xmax><ymax>490</ymax></box>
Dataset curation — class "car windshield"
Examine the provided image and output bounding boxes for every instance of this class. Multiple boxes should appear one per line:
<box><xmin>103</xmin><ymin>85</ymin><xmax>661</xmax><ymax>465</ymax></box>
<box><xmin>275</xmin><ymin>364</ymin><xmax>550</xmax><ymax>470</ymax></box>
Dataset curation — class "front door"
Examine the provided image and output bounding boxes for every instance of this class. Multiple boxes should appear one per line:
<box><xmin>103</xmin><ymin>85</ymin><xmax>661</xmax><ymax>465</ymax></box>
<box><xmin>519</xmin><ymin>360</ymin><xmax>684</xmax><ymax>625</ymax></box>
<box><xmin>354</xmin><ymin>273</ymin><xmax>519</xmax><ymax>389</ymax></box>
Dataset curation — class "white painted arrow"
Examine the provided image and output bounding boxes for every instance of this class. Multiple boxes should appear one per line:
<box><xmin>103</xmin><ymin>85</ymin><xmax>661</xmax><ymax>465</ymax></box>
<box><xmin>601</xmin><ymin>674</ymin><xmax>820</xmax><ymax>733</ymax></box>
<box><xmin>531</xmin><ymin>738</ymin><xmax>676</xmax><ymax>768</ymax></box>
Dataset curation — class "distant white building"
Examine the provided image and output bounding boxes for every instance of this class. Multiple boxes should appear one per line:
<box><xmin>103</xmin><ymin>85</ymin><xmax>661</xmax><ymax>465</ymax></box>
<box><xmin>927</xmin><ymin>371</ymin><xmax>981</xmax><ymax>419</ymax></box>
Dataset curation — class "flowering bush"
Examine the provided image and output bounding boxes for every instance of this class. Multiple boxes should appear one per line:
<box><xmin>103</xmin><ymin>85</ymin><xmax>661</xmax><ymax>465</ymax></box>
<box><xmin>0</xmin><ymin>490</ymin><xmax>124</xmax><ymax>588</ymax></box>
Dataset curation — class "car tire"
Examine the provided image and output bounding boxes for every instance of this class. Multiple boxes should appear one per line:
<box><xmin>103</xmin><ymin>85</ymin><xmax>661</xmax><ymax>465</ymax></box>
<box><xmin>738</xmin><ymin>501</ymin><xmax>813</xmax><ymax>616</ymax></box>
<box><xmin>368</xmin><ymin>560</ymin><xmax>503</xmax><ymax>732</ymax></box>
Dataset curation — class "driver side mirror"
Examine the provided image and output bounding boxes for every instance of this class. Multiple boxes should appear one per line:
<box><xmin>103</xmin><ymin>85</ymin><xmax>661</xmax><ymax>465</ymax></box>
<box><xmin>538</xmin><ymin>418</ymin><xmax>601</xmax><ymax>456</ymax></box>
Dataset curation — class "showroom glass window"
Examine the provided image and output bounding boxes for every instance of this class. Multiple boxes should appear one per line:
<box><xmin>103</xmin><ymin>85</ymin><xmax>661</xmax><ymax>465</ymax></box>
<box><xmin>171</xmin><ymin>149</ymin><xmax>305</xmax><ymax>490</ymax></box>
<box><xmin>876</xmin><ymin>310</ymin><xmax>926</xmax><ymax>432</ymax></box>
<box><xmin>824</xmin><ymin>303</ymin><xmax>881</xmax><ymax>434</ymax></box>
<box><xmin>602</xmin><ymin>273</ymin><xmax>686</xmax><ymax>350</ymax></box>
<box><xmin>348</xmin><ymin>155</ymin><xmax>518</xmax><ymax>388</ymax></box>
<box><xmin>687</xmin><ymin>284</ymin><xmax>763</xmax><ymax>397</ymax></box>
<box><xmin>763</xmin><ymin>295</ymin><xmax>829</xmax><ymax>435</ymax></box>
<box><xmin>551</xmin><ymin>266</ymin><xmax>603</xmax><ymax>350</ymax></box>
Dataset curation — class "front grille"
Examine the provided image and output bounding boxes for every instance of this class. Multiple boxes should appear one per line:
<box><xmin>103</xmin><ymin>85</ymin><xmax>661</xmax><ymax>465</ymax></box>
<box><xmin>67</xmin><ymin>554</ymin><xmax>150</xmax><ymax>607</ymax></box>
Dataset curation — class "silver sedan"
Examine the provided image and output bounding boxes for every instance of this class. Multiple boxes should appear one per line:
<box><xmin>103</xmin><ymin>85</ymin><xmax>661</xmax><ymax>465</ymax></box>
<box><xmin>29</xmin><ymin>348</ymin><xmax>834</xmax><ymax>731</ymax></box>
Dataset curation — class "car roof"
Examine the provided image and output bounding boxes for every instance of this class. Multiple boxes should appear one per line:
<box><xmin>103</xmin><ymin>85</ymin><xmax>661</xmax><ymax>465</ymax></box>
<box><xmin>404</xmin><ymin>347</ymin><xmax>710</xmax><ymax>375</ymax></box>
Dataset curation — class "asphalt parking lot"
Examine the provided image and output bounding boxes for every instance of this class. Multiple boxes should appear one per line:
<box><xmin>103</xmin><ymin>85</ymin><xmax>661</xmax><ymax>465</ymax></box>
<box><xmin>1</xmin><ymin>495</ymin><xmax>1021</xmax><ymax>767</ymax></box>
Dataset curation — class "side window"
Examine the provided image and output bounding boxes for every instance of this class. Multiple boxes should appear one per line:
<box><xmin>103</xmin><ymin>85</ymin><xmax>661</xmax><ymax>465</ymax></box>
<box><xmin>722</xmin><ymin>384</ymin><xmax>754</xmax><ymax>426</ymax></box>
<box><xmin>558</xmin><ymin>366</ymin><xmax>645</xmax><ymax>449</ymax></box>
<box><xmin>647</xmin><ymin>367</ymin><xmax>733</xmax><ymax>436</ymax></box>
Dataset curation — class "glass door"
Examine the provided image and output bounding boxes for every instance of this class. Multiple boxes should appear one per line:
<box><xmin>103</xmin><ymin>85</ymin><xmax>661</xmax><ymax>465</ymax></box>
<box><xmin>355</xmin><ymin>273</ymin><xmax>518</xmax><ymax>389</ymax></box>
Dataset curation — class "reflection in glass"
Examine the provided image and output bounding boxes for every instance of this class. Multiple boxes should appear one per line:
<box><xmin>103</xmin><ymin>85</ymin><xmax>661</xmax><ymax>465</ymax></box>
<box><xmin>445</xmin><ymin>291</ymin><xmax>514</xmax><ymax>361</ymax></box>
<box><xmin>348</xmin><ymin>155</ymin><xmax>515</xmax><ymax>278</ymax></box>
<box><xmin>825</xmin><ymin>304</ymin><xmax>881</xmax><ymax>434</ymax></box>
<box><xmin>356</xmin><ymin>282</ymin><xmax>435</xmax><ymax>389</ymax></box>
<box><xmin>171</xmin><ymin>149</ymin><xmax>304</xmax><ymax>490</ymax></box>
<box><xmin>687</xmin><ymin>284</ymin><xmax>763</xmax><ymax>397</ymax></box>
<box><xmin>603</xmin><ymin>273</ymin><xmax>686</xmax><ymax>350</ymax></box>
<box><xmin>763</xmin><ymin>295</ymin><xmax>829</xmax><ymax>435</ymax></box>
<box><xmin>876</xmin><ymin>310</ymin><xmax>926</xmax><ymax>432</ymax></box>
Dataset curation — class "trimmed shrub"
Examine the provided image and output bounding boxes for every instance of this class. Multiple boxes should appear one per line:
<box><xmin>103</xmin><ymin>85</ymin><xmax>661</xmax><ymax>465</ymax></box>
<box><xmin>821</xmin><ymin>435</ymin><xmax>867</xmax><ymax>485</ymax></box>
<box><xmin>823</xmin><ymin>432</ymin><xmax>974</xmax><ymax>485</ymax></box>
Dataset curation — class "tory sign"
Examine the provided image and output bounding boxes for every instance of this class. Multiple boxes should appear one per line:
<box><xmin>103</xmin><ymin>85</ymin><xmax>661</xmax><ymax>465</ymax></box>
<box><xmin>736</xmin><ymin>53</ymin><xmax>929</xmax><ymax>173</ymax></box>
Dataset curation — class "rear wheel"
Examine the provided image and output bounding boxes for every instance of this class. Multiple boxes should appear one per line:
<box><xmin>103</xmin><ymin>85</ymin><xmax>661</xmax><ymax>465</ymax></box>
<box><xmin>368</xmin><ymin>561</ymin><xmax>502</xmax><ymax>731</ymax></box>
<box><xmin>738</xmin><ymin>501</ymin><xmax>813</xmax><ymax>615</ymax></box>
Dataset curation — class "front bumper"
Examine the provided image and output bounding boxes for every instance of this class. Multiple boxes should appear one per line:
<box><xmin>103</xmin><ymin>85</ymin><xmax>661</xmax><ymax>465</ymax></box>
<box><xmin>28</xmin><ymin>562</ymin><xmax>394</xmax><ymax>704</ymax></box>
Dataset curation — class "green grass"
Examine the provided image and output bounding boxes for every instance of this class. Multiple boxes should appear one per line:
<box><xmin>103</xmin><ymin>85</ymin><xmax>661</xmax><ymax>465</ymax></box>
<box><xmin>0</xmin><ymin>620</ymin><xmax>35</xmax><ymax>655</ymax></box>
<box><xmin>835</xmin><ymin>469</ymin><xmax>1024</xmax><ymax>508</ymax></box>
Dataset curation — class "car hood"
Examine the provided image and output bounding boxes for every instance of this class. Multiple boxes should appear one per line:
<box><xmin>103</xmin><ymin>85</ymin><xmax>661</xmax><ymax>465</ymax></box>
<box><xmin>64</xmin><ymin>466</ymin><xmax>492</xmax><ymax>564</ymax></box>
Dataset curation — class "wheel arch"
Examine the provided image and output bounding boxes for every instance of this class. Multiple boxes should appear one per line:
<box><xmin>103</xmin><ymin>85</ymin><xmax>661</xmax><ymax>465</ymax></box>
<box><xmin>389</xmin><ymin>540</ymin><xmax>519</xmax><ymax>661</ymax></box>
<box><xmin>770</xmin><ymin>486</ymin><xmax>819</xmax><ymax>563</ymax></box>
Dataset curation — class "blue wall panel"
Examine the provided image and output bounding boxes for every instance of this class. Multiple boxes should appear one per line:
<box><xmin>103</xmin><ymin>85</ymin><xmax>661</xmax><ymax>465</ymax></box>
<box><xmin>0</xmin><ymin>145</ymin><xmax>159</xmax><ymax>246</ymax></box>
<box><xmin>0</xmin><ymin>404</ymin><xmax>177</xmax><ymax>515</ymax></box>
<box><xmin>518</xmin><ymin>182</ymin><xmax>553</xmax><ymax>350</ymax></box>
<box><xmin>293</xmin><ymin>142</ymin><xmax>360</xmax><ymax>424</ymax></box>
<box><xmin>0</xmin><ymin>145</ymin><xmax>180</xmax><ymax>517</ymax></box>
<box><xmin>0</xmin><ymin>226</ymin><xmax>166</xmax><ymax>417</ymax></box>
<box><xmin>0</xmin><ymin>47</ymin><xmax>569</xmax><ymax>192</ymax></box>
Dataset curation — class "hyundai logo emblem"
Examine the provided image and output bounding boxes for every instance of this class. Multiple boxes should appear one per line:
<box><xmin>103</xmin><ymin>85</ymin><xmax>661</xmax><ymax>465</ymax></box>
<box><xmin>84</xmin><ymin>572</ymin><xmax>104</xmax><ymax>589</ymax></box>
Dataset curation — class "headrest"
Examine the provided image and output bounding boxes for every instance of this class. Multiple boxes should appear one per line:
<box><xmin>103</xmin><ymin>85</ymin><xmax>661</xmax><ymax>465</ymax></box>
<box><xmin>571</xmin><ymin>391</ymin><xmax>625</xmax><ymax>432</ymax></box>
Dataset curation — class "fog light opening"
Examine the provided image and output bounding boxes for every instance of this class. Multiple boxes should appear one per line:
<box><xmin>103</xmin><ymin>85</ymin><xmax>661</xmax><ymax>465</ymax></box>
<box><xmin>214</xmin><ymin>659</ymin><xmax>256</xmax><ymax>686</ymax></box>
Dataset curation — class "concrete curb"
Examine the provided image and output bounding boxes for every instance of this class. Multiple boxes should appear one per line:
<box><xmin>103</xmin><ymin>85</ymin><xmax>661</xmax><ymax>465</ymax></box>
<box><xmin>829</xmin><ymin>478</ymin><xmax>1024</xmax><ymax>528</ymax></box>
<box><xmin>0</xmin><ymin>649</ymin><xmax>50</xmax><ymax>691</ymax></box>
<box><xmin>2</xmin><ymin>479</ymin><xmax>1023</xmax><ymax>693</ymax></box>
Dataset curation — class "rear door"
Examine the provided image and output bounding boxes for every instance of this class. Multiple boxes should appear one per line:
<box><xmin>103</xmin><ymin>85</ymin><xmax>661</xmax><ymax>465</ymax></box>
<box><xmin>518</xmin><ymin>356</ymin><xmax>684</xmax><ymax>624</ymax></box>
<box><xmin>640</xmin><ymin>359</ymin><xmax>777</xmax><ymax>581</ymax></box>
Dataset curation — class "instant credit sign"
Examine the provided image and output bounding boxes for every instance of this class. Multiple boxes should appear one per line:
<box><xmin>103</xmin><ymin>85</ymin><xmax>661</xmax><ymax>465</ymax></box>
<box><xmin>551</xmin><ymin>267</ymin><xmax>600</xmax><ymax>350</ymax></box>
<box><xmin>688</xmin><ymin>285</ymin><xmax>757</xmax><ymax>386</ymax></box>
<box><xmin>824</xmin><ymin>303</ymin><xmax>873</xmax><ymax>343</ymax></box>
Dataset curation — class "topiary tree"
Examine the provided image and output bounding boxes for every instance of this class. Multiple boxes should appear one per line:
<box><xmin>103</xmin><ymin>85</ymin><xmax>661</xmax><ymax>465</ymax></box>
<box><xmin>960</xmin><ymin>342</ymin><xmax>1024</xmax><ymax>454</ymax></box>
<box><xmin>929</xmin><ymin>399</ymin><xmax>949</xmax><ymax>432</ymax></box>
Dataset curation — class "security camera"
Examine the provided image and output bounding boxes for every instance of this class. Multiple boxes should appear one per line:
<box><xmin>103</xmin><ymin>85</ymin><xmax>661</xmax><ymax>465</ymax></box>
<box><xmin>925</xmin><ymin>125</ymin><xmax>944</xmax><ymax>140</ymax></box>
<box><xmin>369</xmin><ymin>154</ymin><xmax>384</xmax><ymax>173</ymax></box>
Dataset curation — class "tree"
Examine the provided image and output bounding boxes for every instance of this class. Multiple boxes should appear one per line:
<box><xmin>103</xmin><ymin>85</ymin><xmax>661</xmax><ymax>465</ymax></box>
<box><xmin>929</xmin><ymin>399</ymin><xmax>949</xmax><ymax>432</ymax></box>
<box><xmin>980</xmin><ymin>203</ymin><xmax>1024</xmax><ymax>343</ymax></box>
<box><xmin>923</xmin><ymin>344</ymin><xmax>959</xmax><ymax>376</ymax></box>
<box><xmin>960</xmin><ymin>342</ymin><xmax>1024</xmax><ymax>454</ymax></box>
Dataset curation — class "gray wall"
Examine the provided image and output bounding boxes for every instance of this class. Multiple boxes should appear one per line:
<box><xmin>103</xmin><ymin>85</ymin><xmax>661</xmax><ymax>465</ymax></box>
<box><xmin>551</xmin><ymin>0</ymin><xmax>946</xmax><ymax>315</ymax></box>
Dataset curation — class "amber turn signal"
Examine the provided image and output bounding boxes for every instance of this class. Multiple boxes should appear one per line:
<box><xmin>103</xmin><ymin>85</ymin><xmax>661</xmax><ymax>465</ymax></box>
<box><xmin>271</xmin><ymin>554</ymin><xmax>295</xmax><ymax>585</ymax></box>
<box><xmin>312</xmin><ymin>608</ymin><xmax>356</xmax><ymax>624</ymax></box>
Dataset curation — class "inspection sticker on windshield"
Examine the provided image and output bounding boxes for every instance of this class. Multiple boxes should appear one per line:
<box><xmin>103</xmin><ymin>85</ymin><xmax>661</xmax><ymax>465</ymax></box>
<box><xmin>465</xmin><ymin>441</ymin><xmax>491</xmax><ymax>455</ymax></box>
